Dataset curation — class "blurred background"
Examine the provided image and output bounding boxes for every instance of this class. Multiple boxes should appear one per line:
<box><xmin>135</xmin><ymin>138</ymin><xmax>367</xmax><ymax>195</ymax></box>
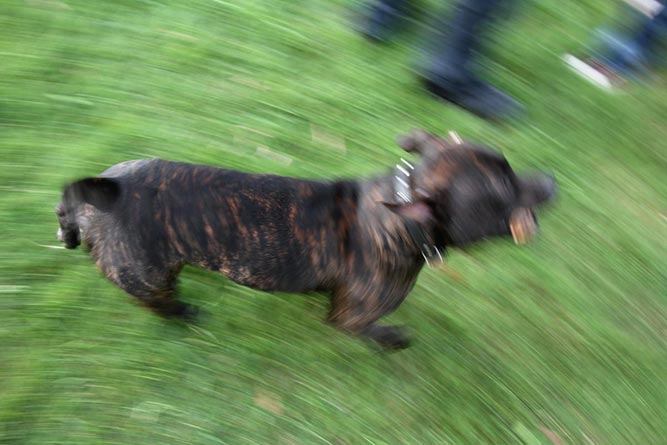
<box><xmin>1</xmin><ymin>0</ymin><xmax>666</xmax><ymax>443</ymax></box>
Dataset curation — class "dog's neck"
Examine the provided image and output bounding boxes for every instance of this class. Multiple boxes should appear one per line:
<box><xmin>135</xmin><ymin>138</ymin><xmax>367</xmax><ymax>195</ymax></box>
<box><xmin>358</xmin><ymin>172</ymin><xmax>444</xmax><ymax>267</ymax></box>
<box><xmin>390</xmin><ymin>163</ymin><xmax>444</xmax><ymax>266</ymax></box>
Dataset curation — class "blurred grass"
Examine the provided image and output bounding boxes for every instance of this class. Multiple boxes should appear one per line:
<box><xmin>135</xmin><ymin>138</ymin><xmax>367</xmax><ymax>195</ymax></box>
<box><xmin>1</xmin><ymin>0</ymin><xmax>666</xmax><ymax>444</ymax></box>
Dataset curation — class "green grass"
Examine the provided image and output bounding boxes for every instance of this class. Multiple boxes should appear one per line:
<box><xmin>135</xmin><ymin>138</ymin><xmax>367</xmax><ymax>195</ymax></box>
<box><xmin>1</xmin><ymin>0</ymin><xmax>666</xmax><ymax>443</ymax></box>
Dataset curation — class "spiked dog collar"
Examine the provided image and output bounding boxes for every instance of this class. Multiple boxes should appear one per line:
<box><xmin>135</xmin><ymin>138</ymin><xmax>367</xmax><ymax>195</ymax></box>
<box><xmin>392</xmin><ymin>158</ymin><xmax>444</xmax><ymax>267</ymax></box>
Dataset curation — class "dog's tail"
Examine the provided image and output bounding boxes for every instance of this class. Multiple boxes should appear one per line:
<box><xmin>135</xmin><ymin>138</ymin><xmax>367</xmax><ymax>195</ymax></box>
<box><xmin>57</xmin><ymin>177</ymin><xmax>121</xmax><ymax>249</ymax></box>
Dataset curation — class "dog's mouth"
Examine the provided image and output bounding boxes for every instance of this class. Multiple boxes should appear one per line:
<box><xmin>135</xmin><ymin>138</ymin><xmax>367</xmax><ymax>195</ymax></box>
<box><xmin>57</xmin><ymin>227</ymin><xmax>81</xmax><ymax>249</ymax></box>
<box><xmin>509</xmin><ymin>207</ymin><xmax>538</xmax><ymax>245</ymax></box>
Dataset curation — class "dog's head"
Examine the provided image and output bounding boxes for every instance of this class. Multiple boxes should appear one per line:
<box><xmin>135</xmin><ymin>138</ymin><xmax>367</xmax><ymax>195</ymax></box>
<box><xmin>389</xmin><ymin>129</ymin><xmax>556</xmax><ymax>248</ymax></box>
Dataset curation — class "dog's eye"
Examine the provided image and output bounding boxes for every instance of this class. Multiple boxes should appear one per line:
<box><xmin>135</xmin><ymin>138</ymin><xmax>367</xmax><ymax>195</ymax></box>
<box><xmin>498</xmin><ymin>176</ymin><xmax>517</xmax><ymax>202</ymax></box>
<box><xmin>499</xmin><ymin>174</ymin><xmax>512</xmax><ymax>190</ymax></box>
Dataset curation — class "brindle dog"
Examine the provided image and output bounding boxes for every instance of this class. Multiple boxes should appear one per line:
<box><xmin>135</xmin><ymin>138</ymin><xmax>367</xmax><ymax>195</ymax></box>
<box><xmin>55</xmin><ymin>130</ymin><xmax>555</xmax><ymax>349</ymax></box>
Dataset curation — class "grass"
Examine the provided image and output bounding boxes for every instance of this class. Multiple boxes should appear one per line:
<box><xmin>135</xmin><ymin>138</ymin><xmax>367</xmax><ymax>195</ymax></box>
<box><xmin>1</xmin><ymin>0</ymin><xmax>666</xmax><ymax>443</ymax></box>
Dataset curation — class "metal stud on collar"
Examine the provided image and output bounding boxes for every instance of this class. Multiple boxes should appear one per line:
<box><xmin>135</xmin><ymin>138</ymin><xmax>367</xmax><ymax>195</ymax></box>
<box><xmin>420</xmin><ymin>243</ymin><xmax>444</xmax><ymax>267</ymax></box>
<box><xmin>394</xmin><ymin>157</ymin><xmax>414</xmax><ymax>204</ymax></box>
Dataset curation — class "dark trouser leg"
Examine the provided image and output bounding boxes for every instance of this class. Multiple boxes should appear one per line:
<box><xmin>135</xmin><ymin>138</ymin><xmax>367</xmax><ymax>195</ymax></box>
<box><xmin>628</xmin><ymin>5</ymin><xmax>667</xmax><ymax>66</ymax></box>
<box><xmin>421</xmin><ymin>0</ymin><xmax>523</xmax><ymax>120</ymax></box>
<box><xmin>631</xmin><ymin>5</ymin><xmax>667</xmax><ymax>52</ymax></box>
<box><xmin>361</xmin><ymin>0</ymin><xmax>411</xmax><ymax>42</ymax></box>
<box><xmin>425</xmin><ymin>0</ymin><xmax>508</xmax><ymax>83</ymax></box>
<box><xmin>600</xmin><ymin>4</ymin><xmax>667</xmax><ymax>74</ymax></box>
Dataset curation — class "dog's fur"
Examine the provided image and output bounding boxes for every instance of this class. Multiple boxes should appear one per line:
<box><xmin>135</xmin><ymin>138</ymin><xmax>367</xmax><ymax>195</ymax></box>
<box><xmin>55</xmin><ymin>130</ymin><xmax>555</xmax><ymax>349</ymax></box>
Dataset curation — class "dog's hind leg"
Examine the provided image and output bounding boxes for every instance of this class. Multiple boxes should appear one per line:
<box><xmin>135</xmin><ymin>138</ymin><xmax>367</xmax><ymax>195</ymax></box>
<box><xmin>328</xmin><ymin>286</ymin><xmax>410</xmax><ymax>350</ymax></box>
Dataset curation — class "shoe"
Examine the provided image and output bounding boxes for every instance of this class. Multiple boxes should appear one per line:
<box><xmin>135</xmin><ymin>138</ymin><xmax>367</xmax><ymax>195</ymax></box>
<box><xmin>422</xmin><ymin>77</ymin><xmax>524</xmax><ymax>121</ymax></box>
<box><xmin>563</xmin><ymin>54</ymin><xmax>626</xmax><ymax>90</ymax></box>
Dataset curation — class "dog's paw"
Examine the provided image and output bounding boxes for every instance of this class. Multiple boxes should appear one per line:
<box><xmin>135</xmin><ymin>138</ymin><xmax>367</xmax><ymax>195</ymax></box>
<box><xmin>179</xmin><ymin>303</ymin><xmax>200</xmax><ymax>322</ymax></box>
<box><xmin>163</xmin><ymin>302</ymin><xmax>200</xmax><ymax>322</ymax></box>
<box><xmin>367</xmin><ymin>325</ymin><xmax>411</xmax><ymax>351</ymax></box>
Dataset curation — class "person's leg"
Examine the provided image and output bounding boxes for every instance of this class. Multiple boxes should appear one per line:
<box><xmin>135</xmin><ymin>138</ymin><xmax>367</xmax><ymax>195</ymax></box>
<box><xmin>361</xmin><ymin>0</ymin><xmax>411</xmax><ymax>42</ymax></box>
<box><xmin>631</xmin><ymin>4</ymin><xmax>666</xmax><ymax>49</ymax></box>
<box><xmin>424</xmin><ymin>0</ymin><xmax>505</xmax><ymax>82</ymax></box>
<box><xmin>595</xmin><ymin>3</ymin><xmax>666</xmax><ymax>75</ymax></box>
<box><xmin>563</xmin><ymin>6</ymin><xmax>666</xmax><ymax>92</ymax></box>
<box><xmin>421</xmin><ymin>0</ymin><xmax>523</xmax><ymax>120</ymax></box>
<box><xmin>627</xmin><ymin>4</ymin><xmax>667</xmax><ymax>65</ymax></box>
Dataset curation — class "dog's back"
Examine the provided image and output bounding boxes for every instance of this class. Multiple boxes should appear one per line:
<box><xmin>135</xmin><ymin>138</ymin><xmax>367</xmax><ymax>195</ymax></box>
<box><xmin>61</xmin><ymin>159</ymin><xmax>360</xmax><ymax>293</ymax></box>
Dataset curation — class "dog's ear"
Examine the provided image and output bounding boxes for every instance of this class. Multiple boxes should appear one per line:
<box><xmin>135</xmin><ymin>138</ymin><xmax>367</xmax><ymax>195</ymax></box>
<box><xmin>64</xmin><ymin>177</ymin><xmax>121</xmax><ymax>212</ymax></box>
<box><xmin>396</xmin><ymin>129</ymin><xmax>434</xmax><ymax>154</ymax></box>
<box><xmin>397</xmin><ymin>129</ymin><xmax>464</xmax><ymax>156</ymax></box>
<box><xmin>382</xmin><ymin>200</ymin><xmax>433</xmax><ymax>224</ymax></box>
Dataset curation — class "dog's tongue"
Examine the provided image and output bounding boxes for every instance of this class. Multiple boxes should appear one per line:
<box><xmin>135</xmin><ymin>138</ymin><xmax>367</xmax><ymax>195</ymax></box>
<box><xmin>509</xmin><ymin>207</ymin><xmax>538</xmax><ymax>245</ymax></box>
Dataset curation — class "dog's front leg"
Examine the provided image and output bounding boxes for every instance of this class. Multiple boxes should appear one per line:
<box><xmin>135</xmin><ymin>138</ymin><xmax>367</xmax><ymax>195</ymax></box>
<box><xmin>328</xmin><ymin>286</ymin><xmax>410</xmax><ymax>350</ymax></box>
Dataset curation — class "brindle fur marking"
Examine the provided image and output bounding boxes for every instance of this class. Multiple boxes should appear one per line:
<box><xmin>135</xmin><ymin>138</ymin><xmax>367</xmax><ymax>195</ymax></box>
<box><xmin>56</xmin><ymin>130</ymin><xmax>555</xmax><ymax>349</ymax></box>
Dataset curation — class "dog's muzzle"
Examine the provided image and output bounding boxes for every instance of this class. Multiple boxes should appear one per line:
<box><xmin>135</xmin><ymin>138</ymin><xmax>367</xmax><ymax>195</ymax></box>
<box><xmin>57</xmin><ymin>227</ymin><xmax>81</xmax><ymax>249</ymax></box>
<box><xmin>509</xmin><ymin>208</ymin><xmax>538</xmax><ymax>244</ymax></box>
